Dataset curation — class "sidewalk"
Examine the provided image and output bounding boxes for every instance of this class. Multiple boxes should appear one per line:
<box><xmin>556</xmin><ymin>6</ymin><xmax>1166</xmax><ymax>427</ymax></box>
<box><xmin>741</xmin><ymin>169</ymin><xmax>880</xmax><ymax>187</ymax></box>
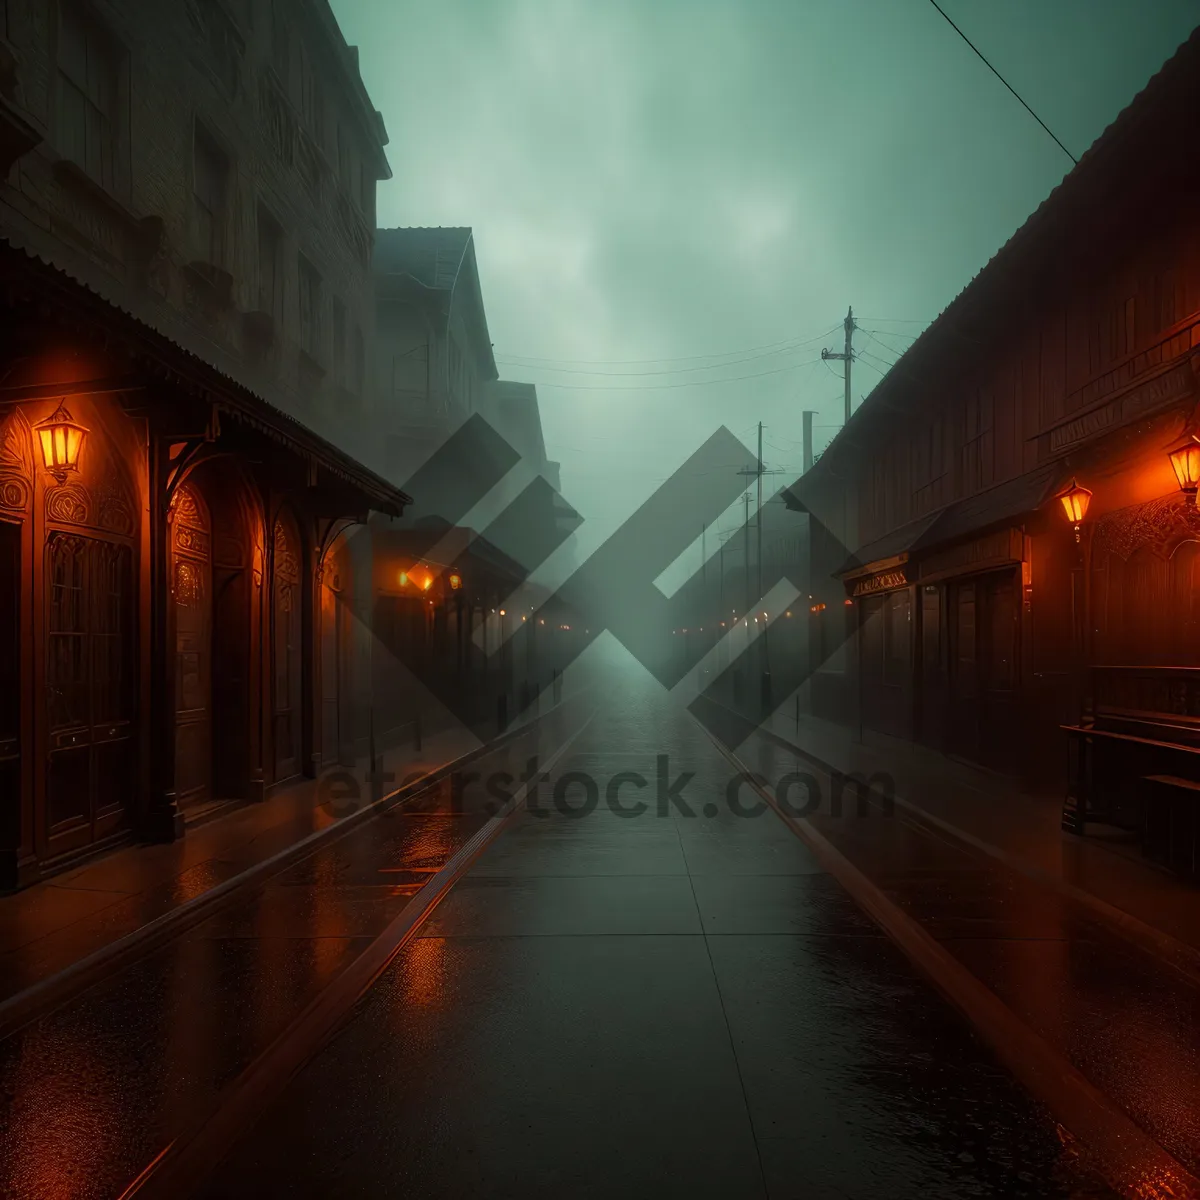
<box><xmin>762</xmin><ymin>707</ymin><xmax>1200</xmax><ymax>967</ymax></box>
<box><xmin>729</xmin><ymin>711</ymin><xmax>1200</xmax><ymax>1185</ymax></box>
<box><xmin>0</xmin><ymin>723</ymin><xmax>480</xmax><ymax>1007</ymax></box>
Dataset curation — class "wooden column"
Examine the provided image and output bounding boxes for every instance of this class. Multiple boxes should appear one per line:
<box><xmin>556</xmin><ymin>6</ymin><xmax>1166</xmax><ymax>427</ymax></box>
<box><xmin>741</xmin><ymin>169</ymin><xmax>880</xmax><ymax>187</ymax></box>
<box><xmin>144</xmin><ymin>430</ymin><xmax>184</xmax><ymax>841</ymax></box>
<box><xmin>302</xmin><ymin>515</ymin><xmax>317</xmax><ymax>780</ymax></box>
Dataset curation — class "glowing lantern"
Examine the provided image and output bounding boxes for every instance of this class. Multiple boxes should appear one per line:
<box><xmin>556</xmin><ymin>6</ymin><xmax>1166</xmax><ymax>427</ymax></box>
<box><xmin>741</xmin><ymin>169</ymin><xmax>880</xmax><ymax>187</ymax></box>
<box><xmin>1169</xmin><ymin>436</ymin><xmax>1200</xmax><ymax>504</ymax></box>
<box><xmin>36</xmin><ymin>401</ymin><xmax>88</xmax><ymax>482</ymax></box>
<box><xmin>422</xmin><ymin>576</ymin><xmax>432</xmax><ymax>591</ymax></box>
<box><xmin>399</xmin><ymin>571</ymin><xmax>409</xmax><ymax>586</ymax></box>
<box><xmin>449</xmin><ymin>572</ymin><xmax>462</xmax><ymax>590</ymax></box>
<box><xmin>1056</xmin><ymin>478</ymin><xmax>1092</xmax><ymax>542</ymax></box>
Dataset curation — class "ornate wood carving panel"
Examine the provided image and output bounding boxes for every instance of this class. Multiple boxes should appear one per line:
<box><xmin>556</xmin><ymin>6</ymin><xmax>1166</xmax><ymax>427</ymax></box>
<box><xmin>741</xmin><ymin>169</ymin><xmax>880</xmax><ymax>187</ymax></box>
<box><xmin>0</xmin><ymin>408</ymin><xmax>32</xmax><ymax>516</ymax></box>
<box><xmin>1094</xmin><ymin>494</ymin><xmax>1200</xmax><ymax>561</ymax></box>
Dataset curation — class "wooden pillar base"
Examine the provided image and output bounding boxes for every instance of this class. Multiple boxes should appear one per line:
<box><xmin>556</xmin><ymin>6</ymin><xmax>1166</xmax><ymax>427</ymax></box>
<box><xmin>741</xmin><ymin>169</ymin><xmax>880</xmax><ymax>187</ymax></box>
<box><xmin>0</xmin><ymin>848</ymin><xmax>42</xmax><ymax>893</ymax></box>
<box><xmin>143</xmin><ymin>794</ymin><xmax>185</xmax><ymax>843</ymax></box>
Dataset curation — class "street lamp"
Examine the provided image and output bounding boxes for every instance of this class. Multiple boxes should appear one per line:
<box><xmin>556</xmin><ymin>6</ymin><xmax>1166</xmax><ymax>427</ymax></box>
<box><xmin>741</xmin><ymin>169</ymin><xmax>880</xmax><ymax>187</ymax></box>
<box><xmin>1169</xmin><ymin>436</ymin><xmax>1200</xmax><ymax>505</ymax></box>
<box><xmin>1056</xmin><ymin>478</ymin><xmax>1092</xmax><ymax>543</ymax></box>
<box><xmin>36</xmin><ymin>401</ymin><xmax>88</xmax><ymax>483</ymax></box>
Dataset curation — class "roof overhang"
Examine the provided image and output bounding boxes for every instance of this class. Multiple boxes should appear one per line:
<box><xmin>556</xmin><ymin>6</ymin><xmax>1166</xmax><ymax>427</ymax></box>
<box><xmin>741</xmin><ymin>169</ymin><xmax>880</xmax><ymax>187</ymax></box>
<box><xmin>0</xmin><ymin>237</ymin><xmax>411</xmax><ymax>517</ymax></box>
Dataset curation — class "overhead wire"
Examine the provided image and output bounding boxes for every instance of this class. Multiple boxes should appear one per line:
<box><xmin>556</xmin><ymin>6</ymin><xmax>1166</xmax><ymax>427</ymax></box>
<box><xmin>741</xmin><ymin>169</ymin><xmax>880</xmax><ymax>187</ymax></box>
<box><xmin>928</xmin><ymin>0</ymin><xmax>1077</xmax><ymax>165</ymax></box>
<box><xmin>496</xmin><ymin>325</ymin><xmax>840</xmax><ymax>368</ymax></box>
<box><xmin>495</xmin><ymin>339</ymin><xmax>831</xmax><ymax>378</ymax></box>
<box><xmin>529</xmin><ymin>355</ymin><xmax>829</xmax><ymax>391</ymax></box>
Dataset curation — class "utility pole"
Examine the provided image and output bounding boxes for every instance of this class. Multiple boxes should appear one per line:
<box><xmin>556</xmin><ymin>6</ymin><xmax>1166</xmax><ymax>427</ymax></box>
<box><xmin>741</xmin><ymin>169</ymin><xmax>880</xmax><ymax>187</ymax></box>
<box><xmin>821</xmin><ymin>306</ymin><xmax>856</xmax><ymax>425</ymax></box>
<box><xmin>756</xmin><ymin>422</ymin><xmax>763</xmax><ymax>607</ymax></box>
<box><xmin>742</xmin><ymin>491</ymin><xmax>751</xmax><ymax>613</ymax></box>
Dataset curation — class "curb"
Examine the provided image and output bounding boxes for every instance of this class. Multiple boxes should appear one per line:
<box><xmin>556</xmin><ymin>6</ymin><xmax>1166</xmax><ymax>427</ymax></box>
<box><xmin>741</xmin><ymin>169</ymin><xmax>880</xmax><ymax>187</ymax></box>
<box><xmin>0</xmin><ymin>698</ymin><xmax>580</xmax><ymax>1042</ymax></box>
<box><xmin>123</xmin><ymin>713</ymin><xmax>595</xmax><ymax>1200</ymax></box>
<box><xmin>700</xmin><ymin>720</ymin><xmax>1200</xmax><ymax>1200</ymax></box>
<box><xmin>750</xmin><ymin>718</ymin><xmax>1200</xmax><ymax>992</ymax></box>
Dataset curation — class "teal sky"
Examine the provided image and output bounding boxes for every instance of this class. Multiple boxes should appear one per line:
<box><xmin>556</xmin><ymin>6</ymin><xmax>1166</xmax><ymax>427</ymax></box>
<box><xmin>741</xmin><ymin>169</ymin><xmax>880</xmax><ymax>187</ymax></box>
<box><xmin>331</xmin><ymin>0</ymin><xmax>1198</xmax><ymax>556</ymax></box>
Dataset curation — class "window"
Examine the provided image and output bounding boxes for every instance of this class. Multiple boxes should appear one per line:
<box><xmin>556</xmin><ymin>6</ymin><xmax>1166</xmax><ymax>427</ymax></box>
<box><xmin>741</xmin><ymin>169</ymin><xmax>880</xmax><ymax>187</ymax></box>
<box><xmin>352</xmin><ymin>325</ymin><xmax>365</xmax><ymax>396</ymax></box>
<box><xmin>921</xmin><ymin>585</ymin><xmax>941</xmax><ymax>674</ymax></box>
<box><xmin>257</xmin><ymin>206</ymin><xmax>283</xmax><ymax>321</ymax></box>
<box><xmin>883</xmin><ymin>589</ymin><xmax>911</xmax><ymax>685</ymax></box>
<box><xmin>298</xmin><ymin>255</ymin><xmax>321</xmax><ymax>359</ymax></box>
<box><xmin>338</xmin><ymin>125</ymin><xmax>362</xmax><ymax>206</ymax></box>
<box><xmin>332</xmin><ymin>298</ymin><xmax>346</xmax><ymax>383</ymax></box>
<box><xmin>269</xmin><ymin>0</ymin><xmax>289</xmax><ymax>76</ymax></box>
<box><xmin>192</xmin><ymin>127</ymin><xmax>229</xmax><ymax>266</ymax></box>
<box><xmin>57</xmin><ymin>2</ymin><xmax>122</xmax><ymax>192</ymax></box>
<box><xmin>360</xmin><ymin>162</ymin><xmax>374</xmax><ymax>223</ymax></box>
<box><xmin>298</xmin><ymin>42</ymin><xmax>323</xmax><ymax>141</ymax></box>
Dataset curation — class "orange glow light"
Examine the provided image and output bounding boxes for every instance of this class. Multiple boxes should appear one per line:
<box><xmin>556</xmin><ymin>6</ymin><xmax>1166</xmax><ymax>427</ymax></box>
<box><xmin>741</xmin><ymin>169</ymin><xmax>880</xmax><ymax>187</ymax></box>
<box><xmin>35</xmin><ymin>401</ymin><xmax>88</xmax><ymax>481</ymax></box>
<box><xmin>1056</xmin><ymin>478</ymin><xmax>1092</xmax><ymax>526</ymax></box>
<box><xmin>1056</xmin><ymin>478</ymin><xmax>1092</xmax><ymax>541</ymax></box>
<box><xmin>449</xmin><ymin>572</ymin><xmax>462</xmax><ymax>590</ymax></box>
<box><xmin>1169</xmin><ymin>436</ymin><xmax>1200</xmax><ymax>504</ymax></box>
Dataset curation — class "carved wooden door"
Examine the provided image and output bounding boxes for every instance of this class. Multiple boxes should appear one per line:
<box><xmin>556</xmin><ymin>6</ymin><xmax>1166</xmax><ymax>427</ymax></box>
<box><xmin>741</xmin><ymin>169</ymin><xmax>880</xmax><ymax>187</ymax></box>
<box><xmin>979</xmin><ymin>569</ymin><xmax>1019</xmax><ymax>770</ymax></box>
<box><xmin>172</xmin><ymin>485</ymin><xmax>212</xmax><ymax>808</ymax></box>
<box><xmin>273</xmin><ymin>512</ymin><xmax>302</xmax><ymax>781</ymax></box>
<box><xmin>321</xmin><ymin>579</ymin><xmax>341</xmax><ymax>767</ymax></box>
<box><xmin>0</xmin><ymin>520</ymin><xmax>19</xmax><ymax>832</ymax></box>
<box><xmin>947</xmin><ymin>580</ymin><xmax>980</xmax><ymax>762</ymax></box>
<box><xmin>918</xmin><ymin>583</ymin><xmax>947</xmax><ymax>751</ymax></box>
<box><xmin>45</xmin><ymin>532</ymin><xmax>134</xmax><ymax>857</ymax></box>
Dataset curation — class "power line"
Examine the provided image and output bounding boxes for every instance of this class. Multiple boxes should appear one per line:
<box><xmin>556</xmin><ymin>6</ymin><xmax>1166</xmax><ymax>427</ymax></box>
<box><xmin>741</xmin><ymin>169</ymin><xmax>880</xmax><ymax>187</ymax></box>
<box><xmin>496</xmin><ymin>326</ymin><xmax>840</xmax><ymax>368</ymax></box>
<box><xmin>928</xmin><ymin>0</ymin><xmax>1077</xmax><ymax>166</ymax></box>
<box><xmin>856</xmin><ymin>354</ymin><xmax>892</xmax><ymax>381</ymax></box>
<box><xmin>860</xmin><ymin>327</ymin><xmax>916</xmax><ymax>344</ymax></box>
<box><xmin>531</xmin><ymin>355</ymin><xmax>827</xmax><ymax>391</ymax></box>
<box><xmin>495</xmin><ymin>340</ymin><xmax>828</xmax><ymax>378</ymax></box>
<box><xmin>858</xmin><ymin>348</ymin><xmax>897</xmax><ymax>371</ymax></box>
<box><xmin>862</xmin><ymin>332</ymin><xmax>902</xmax><ymax>362</ymax></box>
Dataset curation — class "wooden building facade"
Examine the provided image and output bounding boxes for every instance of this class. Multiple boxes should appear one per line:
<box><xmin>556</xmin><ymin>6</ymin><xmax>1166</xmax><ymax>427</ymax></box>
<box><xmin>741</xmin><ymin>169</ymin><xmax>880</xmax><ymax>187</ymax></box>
<box><xmin>0</xmin><ymin>241</ymin><xmax>408</xmax><ymax>888</ymax></box>
<box><xmin>790</xmin><ymin>28</ymin><xmax>1200</xmax><ymax>839</ymax></box>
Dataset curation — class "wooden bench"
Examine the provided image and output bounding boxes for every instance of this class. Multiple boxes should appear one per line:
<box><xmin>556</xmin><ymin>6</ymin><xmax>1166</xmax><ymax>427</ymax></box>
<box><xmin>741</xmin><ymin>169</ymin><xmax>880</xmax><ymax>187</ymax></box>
<box><xmin>1061</xmin><ymin>723</ymin><xmax>1200</xmax><ymax>836</ymax></box>
<box><xmin>1142</xmin><ymin>775</ymin><xmax>1200</xmax><ymax>877</ymax></box>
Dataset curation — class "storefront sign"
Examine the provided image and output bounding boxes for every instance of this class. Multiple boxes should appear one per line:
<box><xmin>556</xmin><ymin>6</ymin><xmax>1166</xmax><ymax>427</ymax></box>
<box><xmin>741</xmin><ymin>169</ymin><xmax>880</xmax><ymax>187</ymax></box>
<box><xmin>852</xmin><ymin>569</ymin><xmax>907</xmax><ymax>597</ymax></box>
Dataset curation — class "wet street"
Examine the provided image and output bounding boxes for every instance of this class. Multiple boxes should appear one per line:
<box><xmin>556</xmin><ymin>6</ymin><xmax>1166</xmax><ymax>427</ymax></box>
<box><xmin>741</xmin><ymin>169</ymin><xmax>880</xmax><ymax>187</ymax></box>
<box><xmin>5</xmin><ymin>663</ymin><xmax>1119</xmax><ymax>1200</ymax></box>
<box><xmin>4</xmin><ymin>664</ymin><xmax>1176</xmax><ymax>1197</ymax></box>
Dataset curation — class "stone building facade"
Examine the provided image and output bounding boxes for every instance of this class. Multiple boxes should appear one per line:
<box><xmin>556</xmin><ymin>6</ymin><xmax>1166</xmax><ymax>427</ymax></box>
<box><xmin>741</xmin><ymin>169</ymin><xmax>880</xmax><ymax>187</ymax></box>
<box><xmin>0</xmin><ymin>0</ymin><xmax>388</xmax><ymax>463</ymax></box>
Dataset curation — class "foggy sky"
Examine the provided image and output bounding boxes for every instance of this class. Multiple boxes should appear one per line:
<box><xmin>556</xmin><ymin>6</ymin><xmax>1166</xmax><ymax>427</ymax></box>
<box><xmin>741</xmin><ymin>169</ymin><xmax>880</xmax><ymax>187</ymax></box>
<box><xmin>331</xmin><ymin>0</ymin><xmax>1198</xmax><ymax>561</ymax></box>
